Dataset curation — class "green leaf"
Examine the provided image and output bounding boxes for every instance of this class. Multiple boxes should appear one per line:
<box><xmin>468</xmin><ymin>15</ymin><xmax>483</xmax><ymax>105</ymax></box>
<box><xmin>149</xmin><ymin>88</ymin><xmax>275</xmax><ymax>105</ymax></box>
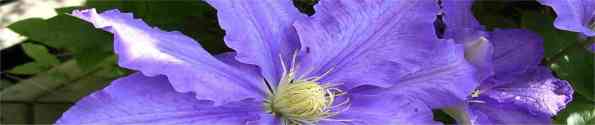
<box><xmin>521</xmin><ymin>11</ymin><xmax>595</xmax><ymax>101</ymax></box>
<box><xmin>550</xmin><ymin>48</ymin><xmax>595</xmax><ymax>102</ymax></box>
<box><xmin>555</xmin><ymin>94</ymin><xmax>595</xmax><ymax>124</ymax></box>
<box><xmin>21</xmin><ymin>43</ymin><xmax>60</xmax><ymax>66</ymax></box>
<box><xmin>8</xmin><ymin>18</ymin><xmax>67</xmax><ymax>48</ymax></box>
<box><xmin>521</xmin><ymin>11</ymin><xmax>577</xmax><ymax>58</ymax></box>
<box><xmin>8</xmin><ymin>62</ymin><xmax>48</xmax><ymax>75</ymax></box>
<box><xmin>567</xmin><ymin>109</ymin><xmax>595</xmax><ymax>125</ymax></box>
<box><xmin>472</xmin><ymin>0</ymin><xmax>521</xmax><ymax>29</ymax></box>
<box><xmin>8</xmin><ymin>15</ymin><xmax>113</xmax><ymax>69</ymax></box>
<box><xmin>47</xmin><ymin>70</ymin><xmax>70</xmax><ymax>83</ymax></box>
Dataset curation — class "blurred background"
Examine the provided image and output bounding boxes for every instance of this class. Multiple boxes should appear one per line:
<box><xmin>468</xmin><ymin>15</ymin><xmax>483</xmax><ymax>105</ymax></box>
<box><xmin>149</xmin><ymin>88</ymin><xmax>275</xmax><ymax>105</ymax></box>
<box><xmin>0</xmin><ymin>0</ymin><xmax>593</xmax><ymax>124</ymax></box>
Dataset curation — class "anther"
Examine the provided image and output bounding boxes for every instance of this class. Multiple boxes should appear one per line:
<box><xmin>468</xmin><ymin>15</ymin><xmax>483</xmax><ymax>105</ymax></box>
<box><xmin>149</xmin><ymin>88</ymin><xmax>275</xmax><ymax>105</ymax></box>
<box><xmin>265</xmin><ymin>80</ymin><xmax>337</xmax><ymax>124</ymax></box>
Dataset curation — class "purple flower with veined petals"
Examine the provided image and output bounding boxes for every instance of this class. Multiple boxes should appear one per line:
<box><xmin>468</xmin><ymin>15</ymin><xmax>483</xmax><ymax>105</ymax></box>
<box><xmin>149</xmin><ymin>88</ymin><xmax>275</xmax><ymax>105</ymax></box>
<box><xmin>537</xmin><ymin>0</ymin><xmax>595</xmax><ymax>37</ymax></box>
<box><xmin>441</xmin><ymin>1</ymin><xmax>574</xmax><ymax>124</ymax></box>
<box><xmin>57</xmin><ymin>0</ymin><xmax>478</xmax><ymax>124</ymax></box>
<box><xmin>441</xmin><ymin>0</ymin><xmax>494</xmax><ymax>82</ymax></box>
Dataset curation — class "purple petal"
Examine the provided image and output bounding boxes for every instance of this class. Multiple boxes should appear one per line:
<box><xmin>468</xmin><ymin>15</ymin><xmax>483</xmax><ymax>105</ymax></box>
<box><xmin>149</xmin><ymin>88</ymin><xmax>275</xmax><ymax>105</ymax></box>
<box><xmin>490</xmin><ymin>29</ymin><xmax>544</xmax><ymax>83</ymax></box>
<box><xmin>462</xmin><ymin>36</ymin><xmax>495</xmax><ymax>81</ymax></box>
<box><xmin>57</xmin><ymin>73</ymin><xmax>264</xmax><ymax>124</ymax></box>
<box><xmin>388</xmin><ymin>40</ymin><xmax>478</xmax><ymax>108</ymax></box>
<box><xmin>71</xmin><ymin>9</ymin><xmax>266</xmax><ymax>105</ymax></box>
<box><xmin>215</xmin><ymin>52</ymin><xmax>261</xmax><ymax>78</ymax></box>
<box><xmin>205</xmin><ymin>0</ymin><xmax>306</xmax><ymax>85</ymax></box>
<box><xmin>320</xmin><ymin>93</ymin><xmax>441</xmax><ymax>125</ymax></box>
<box><xmin>538</xmin><ymin>0</ymin><xmax>595</xmax><ymax>36</ymax></box>
<box><xmin>247</xmin><ymin>113</ymin><xmax>280</xmax><ymax>125</ymax></box>
<box><xmin>441</xmin><ymin>0</ymin><xmax>494</xmax><ymax>81</ymax></box>
<box><xmin>293</xmin><ymin>0</ymin><xmax>476</xmax><ymax>108</ymax></box>
<box><xmin>442</xmin><ymin>0</ymin><xmax>484</xmax><ymax>41</ymax></box>
<box><xmin>293</xmin><ymin>0</ymin><xmax>440</xmax><ymax>89</ymax></box>
<box><xmin>458</xmin><ymin>102</ymin><xmax>553</xmax><ymax>125</ymax></box>
<box><xmin>481</xmin><ymin>66</ymin><xmax>573</xmax><ymax>117</ymax></box>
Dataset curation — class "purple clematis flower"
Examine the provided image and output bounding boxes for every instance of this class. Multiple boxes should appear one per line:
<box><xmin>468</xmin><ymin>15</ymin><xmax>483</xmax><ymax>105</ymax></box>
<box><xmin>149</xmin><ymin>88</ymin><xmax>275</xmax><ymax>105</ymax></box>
<box><xmin>440</xmin><ymin>0</ymin><xmax>574</xmax><ymax>124</ymax></box>
<box><xmin>57</xmin><ymin>0</ymin><xmax>477</xmax><ymax>125</ymax></box>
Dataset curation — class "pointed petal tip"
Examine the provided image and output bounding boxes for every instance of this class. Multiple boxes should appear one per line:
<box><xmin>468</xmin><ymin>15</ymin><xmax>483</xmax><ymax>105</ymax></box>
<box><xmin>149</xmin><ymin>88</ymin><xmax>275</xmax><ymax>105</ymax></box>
<box><xmin>69</xmin><ymin>8</ymin><xmax>267</xmax><ymax>106</ymax></box>
<box><xmin>70</xmin><ymin>8</ymin><xmax>135</xmax><ymax>33</ymax></box>
<box><xmin>551</xmin><ymin>78</ymin><xmax>574</xmax><ymax>111</ymax></box>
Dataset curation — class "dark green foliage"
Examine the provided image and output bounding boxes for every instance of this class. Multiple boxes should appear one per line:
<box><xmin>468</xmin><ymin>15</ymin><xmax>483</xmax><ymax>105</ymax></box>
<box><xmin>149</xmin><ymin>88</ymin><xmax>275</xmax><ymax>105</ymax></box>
<box><xmin>8</xmin><ymin>43</ymin><xmax>60</xmax><ymax>75</ymax></box>
<box><xmin>8</xmin><ymin>15</ymin><xmax>113</xmax><ymax>69</ymax></box>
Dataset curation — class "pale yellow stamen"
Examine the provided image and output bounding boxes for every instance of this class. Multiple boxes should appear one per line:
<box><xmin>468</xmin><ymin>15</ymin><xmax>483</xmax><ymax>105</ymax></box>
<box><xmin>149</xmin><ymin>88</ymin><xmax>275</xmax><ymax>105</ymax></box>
<box><xmin>468</xmin><ymin>89</ymin><xmax>486</xmax><ymax>104</ymax></box>
<box><xmin>471</xmin><ymin>89</ymin><xmax>481</xmax><ymax>98</ymax></box>
<box><xmin>265</xmin><ymin>81</ymin><xmax>335</xmax><ymax>124</ymax></box>
<box><xmin>264</xmin><ymin>52</ymin><xmax>348</xmax><ymax>125</ymax></box>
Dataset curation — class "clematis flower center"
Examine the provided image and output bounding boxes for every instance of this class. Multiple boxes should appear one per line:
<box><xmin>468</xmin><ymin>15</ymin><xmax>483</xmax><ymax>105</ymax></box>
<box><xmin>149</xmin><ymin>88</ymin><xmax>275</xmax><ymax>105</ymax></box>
<box><xmin>264</xmin><ymin>80</ymin><xmax>336</xmax><ymax>124</ymax></box>
<box><xmin>263</xmin><ymin>53</ymin><xmax>349</xmax><ymax>124</ymax></box>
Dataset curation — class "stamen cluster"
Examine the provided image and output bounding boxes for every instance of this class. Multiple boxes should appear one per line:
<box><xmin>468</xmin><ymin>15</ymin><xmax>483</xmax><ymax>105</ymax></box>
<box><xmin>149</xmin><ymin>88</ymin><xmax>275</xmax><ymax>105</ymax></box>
<box><xmin>265</xmin><ymin>80</ymin><xmax>336</xmax><ymax>124</ymax></box>
<box><xmin>264</xmin><ymin>53</ymin><xmax>349</xmax><ymax>125</ymax></box>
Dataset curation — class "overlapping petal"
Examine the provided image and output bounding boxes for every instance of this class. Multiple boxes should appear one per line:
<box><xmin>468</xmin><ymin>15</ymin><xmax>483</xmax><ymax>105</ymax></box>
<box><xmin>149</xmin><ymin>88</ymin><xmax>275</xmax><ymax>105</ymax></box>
<box><xmin>538</xmin><ymin>0</ymin><xmax>595</xmax><ymax>36</ymax></box>
<box><xmin>463</xmin><ymin>102</ymin><xmax>553</xmax><ymax>125</ymax></box>
<box><xmin>57</xmin><ymin>73</ymin><xmax>263</xmax><ymax>124</ymax></box>
<box><xmin>293</xmin><ymin>0</ymin><xmax>476</xmax><ymax>108</ymax></box>
<box><xmin>490</xmin><ymin>29</ymin><xmax>544</xmax><ymax>84</ymax></box>
<box><xmin>388</xmin><ymin>40</ymin><xmax>478</xmax><ymax>108</ymax></box>
<box><xmin>446</xmin><ymin>34</ymin><xmax>571</xmax><ymax>124</ymax></box>
<box><xmin>461</xmin><ymin>36</ymin><xmax>494</xmax><ymax>81</ymax></box>
<box><xmin>442</xmin><ymin>0</ymin><xmax>484</xmax><ymax>41</ymax></box>
<box><xmin>215</xmin><ymin>52</ymin><xmax>262</xmax><ymax>79</ymax></box>
<box><xmin>440</xmin><ymin>1</ymin><xmax>574</xmax><ymax>125</ymax></box>
<box><xmin>448</xmin><ymin>67</ymin><xmax>572</xmax><ymax>125</ymax></box>
<box><xmin>71</xmin><ymin>9</ymin><xmax>266</xmax><ymax>105</ymax></box>
<box><xmin>320</xmin><ymin>93</ymin><xmax>441</xmax><ymax>125</ymax></box>
<box><xmin>482</xmin><ymin>66</ymin><xmax>573</xmax><ymax>117</ymax></box>
<box><xmin>441</xmin><ymin>0</ymin><xmax>494</xmax><ymax>81</ymax></box>
<box><xmin>293</xmin><ymin>0</ymin><xmax>439</xmax><ymax>89</ymax></box>
<box><xmin>205</xmin><ymin>0</ymin><xmax>306</xmax><ymax>85</ymax></box>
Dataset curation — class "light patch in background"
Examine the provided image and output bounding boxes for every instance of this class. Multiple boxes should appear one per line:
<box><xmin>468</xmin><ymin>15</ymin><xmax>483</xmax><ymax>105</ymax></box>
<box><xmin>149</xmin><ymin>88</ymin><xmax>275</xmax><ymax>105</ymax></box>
<box><xmin>0</xmin><ymin>0</ymin><xmax>85</xmax><ymax>49</ymax></box>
